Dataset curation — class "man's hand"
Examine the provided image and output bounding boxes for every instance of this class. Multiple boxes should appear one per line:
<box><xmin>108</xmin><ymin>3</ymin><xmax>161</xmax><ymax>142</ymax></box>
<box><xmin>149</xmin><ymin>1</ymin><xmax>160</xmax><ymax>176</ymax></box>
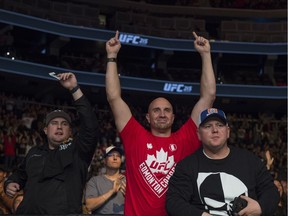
<box><xmin>265</xmin><ymin>150</ymin><xmax>274</xmax><ymax>170</ymax></box>
<box><xmin>57</xmin><ymin>72</ymin><xmax>78</xmax><ymax>91</ymax></box>
<box><xmin>193</xmin><ymin>31</ymin><xmax>211</xmax><ymax>54</ymax></box>
<box><xmin>106</xmin><ymin>31</ymin><xmax>121</xmax><ymax>58</ymax></box>
<box><xmin>201</xmin><ymin>212</ymin><xmax>212</xmax><ymax>216</ymax></box>
<box><xmin>112</xmin><ymin>174</ymin><xmax>123</xmax><ymax>193</ymax></box>
<box><xmin>238</xmin><ymin>195</ymin><xmax>262</xmax><ymax>216</ymax></box>
<box><xmin>5</xmin><ymin>182</ymin><xmax>20</xmax><ymax>198</ymax></box>
<box><xmin>112</xmin><ymin>179</ymin><xmax>121</xmax><ymax>193</ymax></box>
<box><xmin>120</xmin><ymin>179</ymin><xmax>126</xmax><ymax>197</ymax></box>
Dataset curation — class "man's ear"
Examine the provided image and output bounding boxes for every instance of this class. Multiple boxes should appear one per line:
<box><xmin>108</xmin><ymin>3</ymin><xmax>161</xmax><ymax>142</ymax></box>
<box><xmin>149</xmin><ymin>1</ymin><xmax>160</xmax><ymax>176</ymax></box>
<box><xmin>197</xmin><ymin>128</ymin><xmax>201</xmax><ymax>141</ymax></box>
<box><xmin>145</xmin><ymin>113</ymin><xmax>150</xmax><ymax>123</ymax></box>
<box><xmin>227</xmin><ymin>125</ymin><xmax>230</xmax><ymax>139</ymax></box>
<box><xmin>43</xmin><ymin>127</ymin><xmax>48</xmax><ymax>135</ymax></box>
<box><xmin>171</xmin><ymin>114</ymin><xmax>175</xmax><ymax>124</ymax></box>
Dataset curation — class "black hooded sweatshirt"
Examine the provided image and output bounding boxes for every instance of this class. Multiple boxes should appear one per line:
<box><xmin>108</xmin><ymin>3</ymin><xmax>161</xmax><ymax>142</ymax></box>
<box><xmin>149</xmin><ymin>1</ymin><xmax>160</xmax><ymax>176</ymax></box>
<box><xmin>5</xmin><ymin>95</ymin><xmax>98</xmax><ymax>214</ymax></box>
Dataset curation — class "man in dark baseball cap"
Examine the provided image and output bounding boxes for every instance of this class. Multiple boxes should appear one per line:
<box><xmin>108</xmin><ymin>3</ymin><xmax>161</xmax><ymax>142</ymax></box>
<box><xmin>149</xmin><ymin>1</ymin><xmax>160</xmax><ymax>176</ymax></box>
<box><xmin>45</xmin><ymin>110</ymin><xmax>71</xmax><ymax>126</ymax></box>
<box><xmin>167</xmin><ymin>107</ymin><xmax>279</xmax><ymax>216</ymax></box>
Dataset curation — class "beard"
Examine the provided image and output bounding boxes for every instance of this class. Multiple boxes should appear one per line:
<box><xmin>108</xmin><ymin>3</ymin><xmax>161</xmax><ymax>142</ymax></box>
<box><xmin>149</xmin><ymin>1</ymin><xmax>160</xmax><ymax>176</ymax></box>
<box><xmin>153</xmin><ymin>120</ymin><xmax>173</xmax><ymax>131</ymax></box>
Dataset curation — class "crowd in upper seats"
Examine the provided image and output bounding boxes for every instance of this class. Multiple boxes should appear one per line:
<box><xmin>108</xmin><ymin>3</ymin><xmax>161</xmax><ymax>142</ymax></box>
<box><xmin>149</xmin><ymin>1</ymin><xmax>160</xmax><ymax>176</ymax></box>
<box><xmin>210</xmin><ymin>0</ymin><xmax>286</xmax><ymax>9</ymax></box>
<box><xmin>0</xmin><ymin>91</ymin><xmax>286</xmax><ymax>184</ymax></box>
<box><xmin>128</xmin><ymin>0</ymin><xmax>287</xmax><ymax>9</ymax></box>
<box><xmin>0</xmin><ymin>0</ymin><xmax>286</xmax><ymax>86</ymax></box>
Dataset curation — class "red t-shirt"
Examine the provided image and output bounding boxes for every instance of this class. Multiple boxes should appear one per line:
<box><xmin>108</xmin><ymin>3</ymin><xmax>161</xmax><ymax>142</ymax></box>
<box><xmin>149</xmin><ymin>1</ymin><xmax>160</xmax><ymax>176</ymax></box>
<box><xmin>120</xmin><ymin>117</ymin><xmax>200</xmax><ymax>216</ymax></box>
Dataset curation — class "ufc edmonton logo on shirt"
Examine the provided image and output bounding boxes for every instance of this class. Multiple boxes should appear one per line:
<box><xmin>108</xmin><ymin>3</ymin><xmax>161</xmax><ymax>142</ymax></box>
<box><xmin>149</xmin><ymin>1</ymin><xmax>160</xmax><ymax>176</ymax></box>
<box><xmin>163</xmin><ymin>83</ymin><xmax>193</xmax><ymax>93</ymax></box>
<box><xmin>139</xmin><ymin>148</ymin><xmax>176</xmax><ymax>198</ymax></box>
<box><xmin>119</xmin><ymin>33</ymin><xmax>148</xmax><ymax>45</ymax></box>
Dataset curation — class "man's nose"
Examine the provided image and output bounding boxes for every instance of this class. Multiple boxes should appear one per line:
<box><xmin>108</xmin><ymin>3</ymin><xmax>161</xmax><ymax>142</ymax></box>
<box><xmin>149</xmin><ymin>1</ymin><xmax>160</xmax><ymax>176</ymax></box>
<box><xmin>57</xmin><ymin>123</ymin><xmax>63</xmax><ymax>128</ymax></box>
<box><xmin>159</xmin><ymin>110</ymin><xmax>166</xmax><ymax>117</ymax></box>
<box><xmin>112</xmin><ymin>155</ymin><xmax>119</xmax><ymax>160</ymax></box>
<box><xmin>211</xmin><ymin>125</ymin><xmax>219</xmax><ymax>132</ymax></box>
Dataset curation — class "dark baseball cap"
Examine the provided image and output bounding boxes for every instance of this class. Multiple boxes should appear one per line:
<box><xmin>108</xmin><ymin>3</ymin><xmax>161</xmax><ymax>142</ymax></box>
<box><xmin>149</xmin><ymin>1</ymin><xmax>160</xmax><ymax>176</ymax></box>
<box><xmin>45</xmin><ymin>110</ymin><xmax>71</xmax><ymax>125</ymax></box>
<box><xmin>198</xmin><ymin>108</ymin><xmax>227</xmax><ymax>126</ymax></box>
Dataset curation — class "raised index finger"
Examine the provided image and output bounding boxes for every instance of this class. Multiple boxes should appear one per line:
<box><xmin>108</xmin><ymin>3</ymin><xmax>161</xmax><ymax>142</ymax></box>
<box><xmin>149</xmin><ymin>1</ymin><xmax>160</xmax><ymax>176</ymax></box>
<box><xmin>115</xmin><ymin>30</ymin><xmax>119</xmax><ymax>39</ymax></box>
<box><xmin>192</xmin><ymin>31</ymin><xmax>198</xmax><ymax>39</ymax></box>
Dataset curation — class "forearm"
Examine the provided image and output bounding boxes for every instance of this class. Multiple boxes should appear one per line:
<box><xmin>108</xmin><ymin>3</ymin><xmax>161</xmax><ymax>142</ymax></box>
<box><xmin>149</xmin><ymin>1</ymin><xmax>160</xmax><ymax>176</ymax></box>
<box><xmin>85</xmin><ymin>189</ymin><xmax>115</xmax><ymax>212</ymax></box>
<box><xmin>75</xmin><ymin>95</ymin><xmax>98</xmax><ymax>163</ymax></box>
<box><xmin>191</xmin><ymin>52</ymin><xmax>216</xmax><ymax>123</ymax></box>
<box><xmin>5</xmin><ymin>160</ymin><xmax>27</xmax><ymax>190</ymax></box>
<box><xmin>166</xmin><ymin>164</ymin><xmax>204</xmax><ymax>216</ymax></box>
<box><xmin>256</xmin><ymin>160</ymin><xmax>279</xmax><ymax>215</ymax></box>
<box><xmin>257</xmin><ymin>177</ymin><xmax>280</xmax><ymax>215</ymax></box>
<box><xmin>166</xmin><ymin>195</ymin><xmax>204</xmax><ymax>216</ymax></box>
<box><xmin>200</xmin><ymin>52</ymin><xmax>216</xmax><ymax>103</ymax></box>
<box><xmin>106</xmin><ymin>61</ymin><xmax>121</xmax><ymax>104</ymax></box>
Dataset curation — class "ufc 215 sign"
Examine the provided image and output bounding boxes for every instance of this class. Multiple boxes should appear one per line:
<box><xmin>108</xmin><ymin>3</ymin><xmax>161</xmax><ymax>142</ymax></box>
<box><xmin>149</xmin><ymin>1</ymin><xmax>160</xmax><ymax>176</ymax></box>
<box><xmin>163</xmin><ymin>83</ymin><xmax>193</xmax><ymax>93</ymax></box>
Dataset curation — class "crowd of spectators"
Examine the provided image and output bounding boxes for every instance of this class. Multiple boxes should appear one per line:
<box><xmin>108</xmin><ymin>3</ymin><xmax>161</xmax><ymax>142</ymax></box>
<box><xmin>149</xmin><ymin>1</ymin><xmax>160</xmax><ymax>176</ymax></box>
<box><xmin>0</xmin><ymin>91</ymin><xmax>286</xmax><ymax>181</ymax></box>
<box><xmin>209</xmin><ymin>0</ymin><xmax>286</xmax><ymax>9</ymax></box>
<box><xmin>129</xmin><ymin>0</ymin><xmax>287</xmax><ymax>9</ymax></box>
<box><xmin>0</xmin><ymin>89</ymin><xmax>286</xmax><ymax>214</ymax></box>
<box><xmin>0</xmin><ymin>1</ymin><xmax>286</xmax><ymax>214</ymax></box>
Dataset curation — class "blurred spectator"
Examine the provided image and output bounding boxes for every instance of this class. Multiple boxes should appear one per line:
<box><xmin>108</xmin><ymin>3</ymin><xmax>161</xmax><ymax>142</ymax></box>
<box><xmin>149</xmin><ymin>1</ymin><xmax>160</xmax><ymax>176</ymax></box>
<box><xmin>88</xmin><ymin>148</ymin><xmax>105</xmax><ymax>179</ymax></box>
<box><xmin>273</xmin><ymin>179</ymin><xmax>287</xmax><ymax>216</ymax></box>
<box><xmin>0</xmin><ymin>130</ymin><xmax>4</xmax><ymax>165</ymax></box>
<box><xmin>210</xmin><ymin>0</ymin><xmax>286</xmax><ymax>9</ymax></box>
<box><xmin>15</xmin><ymin>132</ymin><xmax>29</xmax><ymax>164</ymax></box>
<box><xmin>85</xmin><ymin>146</ymin><xmax>125</xmax><ymax>215</ymax></box>
<box><xmin>3</xmin><ymin>127</ymin><xmax>16</xmax><ymax>170</ymax></box>
<box><xmin>0</xmin><ymin>165</ymin><xmax>13</xmax><ymax>214</ymax></box>
<box><xmin>11</xmin><ymin>190</ymin><xmax>23</xmax><ymax>214</ymax></box>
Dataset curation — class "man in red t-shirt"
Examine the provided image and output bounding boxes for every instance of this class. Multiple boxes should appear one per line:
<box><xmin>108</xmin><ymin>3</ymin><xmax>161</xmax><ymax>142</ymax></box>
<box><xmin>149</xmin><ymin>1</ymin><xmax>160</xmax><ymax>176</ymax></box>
<box><xmin>105</xmin><ymin>31</ymin><xmax>216</xmax><ymax>216</ymax></box>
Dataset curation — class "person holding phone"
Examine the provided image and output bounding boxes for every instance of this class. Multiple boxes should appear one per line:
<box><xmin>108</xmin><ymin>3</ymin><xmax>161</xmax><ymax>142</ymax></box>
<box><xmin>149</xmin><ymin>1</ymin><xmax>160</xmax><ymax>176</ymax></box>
<box><xmin>4</xmin><ymin>73</ymin><xmax>99</xmax><ymax>214</ymax></box>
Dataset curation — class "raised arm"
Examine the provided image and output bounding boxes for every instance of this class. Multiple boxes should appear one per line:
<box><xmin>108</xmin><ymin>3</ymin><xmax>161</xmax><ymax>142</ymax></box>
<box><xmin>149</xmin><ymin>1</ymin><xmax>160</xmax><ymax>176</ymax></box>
<box><xmin>55</xmin><ymin>72</ymin><xmax>98</xmax><ymax>163</ymax></box>
<box><xmin>105</xmin><ymin>31</ymin><xmax>132</xmax><ymax>132</ymax></box>
<box><xmin>190</xmin><ymin>32</ymin><xmax>216</xmax><ymax>125</ymax></box>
